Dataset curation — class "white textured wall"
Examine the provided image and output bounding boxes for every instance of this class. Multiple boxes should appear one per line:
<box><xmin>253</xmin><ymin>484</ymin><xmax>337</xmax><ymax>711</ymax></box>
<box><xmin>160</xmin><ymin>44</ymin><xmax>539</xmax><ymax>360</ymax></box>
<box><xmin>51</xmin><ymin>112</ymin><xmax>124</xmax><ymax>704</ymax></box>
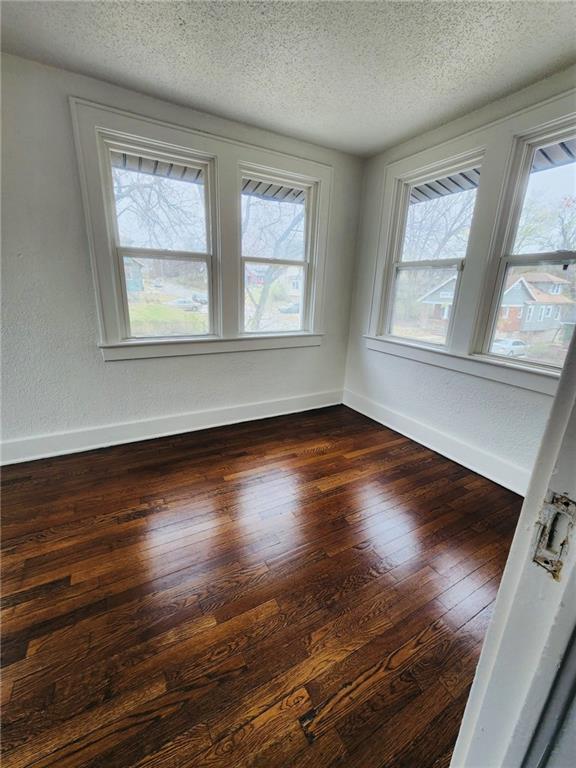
<box><xmin>344</xmin><ymin>68</ymin><xmax>576</xmax><ymax>494</ymax></box>
<box><xmin>3</xmin><ymin>54</ymin><xmax>573</xmax><ymax>485</ymax></box>
<box><xmin>1</xmin><ymin>55</ymin><xmax>362</xmax><ymax>454</ymax></box>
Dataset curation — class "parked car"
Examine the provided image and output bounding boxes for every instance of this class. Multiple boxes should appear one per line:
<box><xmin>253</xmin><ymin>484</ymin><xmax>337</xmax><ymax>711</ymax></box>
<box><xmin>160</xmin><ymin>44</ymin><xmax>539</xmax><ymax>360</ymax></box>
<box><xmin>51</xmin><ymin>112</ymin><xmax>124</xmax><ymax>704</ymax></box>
<box><xmin>279</xmin><ymin>303</ymin><xmax>300</xmax><ymax>314</ymax></box>
<box><xmin>170</xmin><ymin>298</ymin><xmax>201</xmax><ymax>311</ymax></box>
<box><xmin>191</xmin><ymin>292</ymin><xmax>208</xmax><ymax>305</ymax></box>
<box><xmin>492</xmin><ymin>338</ymin><xmax>528</xmax><ymax>357</ymax></box>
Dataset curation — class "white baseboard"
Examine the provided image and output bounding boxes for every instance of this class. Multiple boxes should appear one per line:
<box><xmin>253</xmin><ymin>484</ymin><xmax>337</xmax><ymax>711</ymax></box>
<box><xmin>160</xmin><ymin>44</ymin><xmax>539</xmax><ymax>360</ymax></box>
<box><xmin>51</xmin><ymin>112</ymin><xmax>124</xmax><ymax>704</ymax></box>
<box><xmin>343</xmin><ymin>389</ymin><xmax>530</xmax><ymax>496</ymax></box>
<box><xmin>1</xmin><ymin>390</ymin><xmax>343</xmax><ymax>465</ymax></box>
<box><xmin>2</xmin><ymin>388</ymin><xmax>532</xmax><ymax>495</ymax></box>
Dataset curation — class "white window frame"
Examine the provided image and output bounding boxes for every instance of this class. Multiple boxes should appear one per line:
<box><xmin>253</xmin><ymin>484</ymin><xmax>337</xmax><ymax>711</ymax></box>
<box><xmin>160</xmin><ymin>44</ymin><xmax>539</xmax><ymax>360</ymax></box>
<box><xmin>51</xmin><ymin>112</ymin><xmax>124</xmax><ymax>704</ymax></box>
<box><xmin>99</xmin><ymin>135</ymin><xmax>218</xmax><ymax>341</ymax></box>
<box><xmin>372</xmin><ymin>149</ymin><xmax>484</xmax><ymax>350</ymax></box>
<box><xmin>366</xmin><ymin>91</ymin><xmax>576</xmax><ymax>396</ymax></box>
<box><xmin>71</xmin><ymin>99</ymin><xmax>332</xmax><ymax>360</ymax></box>
<box><xmin>238</xmin><ymin>165</ymin><xmax>319</xmax><ymax>335</ymax></box>
<box><xmin>479</xmin><ymin>123</ymin><xmax>576</xmax><ymax>369</ymax></box>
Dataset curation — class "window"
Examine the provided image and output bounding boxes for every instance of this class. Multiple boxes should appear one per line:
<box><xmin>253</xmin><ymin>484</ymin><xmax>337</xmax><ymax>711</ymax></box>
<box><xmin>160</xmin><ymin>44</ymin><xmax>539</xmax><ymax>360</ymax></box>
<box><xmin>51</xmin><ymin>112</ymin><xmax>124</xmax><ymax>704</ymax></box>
<box><xmin>71</xmin><ymin>100</ymin><xmax>331</xmax><ymax>359</ymax></box>
<box><xmin>386</xmin><ymin>165</ymin><xmax>481</xmax><ymax>345</ymax></box>
<box><xmin>241</xmin><ymin>176</ymin><xmax>310</xmax><ymax>333</ymax></box>
<box><xmin>487</xmin><ymin>137</ymin><xmax>576</xmax><ymax>368</ymax></box>
<box><xmin>368</xmin><ymin>95</ymin><xmax>575</xmax><ymax>391</ymax></box>
<box><xmin>109</xmin><ymin>150</ymin><xmax>212</xmax><ymax>338</ymax></box>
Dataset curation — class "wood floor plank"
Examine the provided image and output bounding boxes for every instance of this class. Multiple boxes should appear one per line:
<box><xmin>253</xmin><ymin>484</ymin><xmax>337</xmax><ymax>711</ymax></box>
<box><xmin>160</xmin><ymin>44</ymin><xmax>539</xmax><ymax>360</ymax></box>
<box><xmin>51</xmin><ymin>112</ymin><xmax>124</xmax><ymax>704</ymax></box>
<box><xmin>1</xmin><ymin>406</ymin><xmax>521</xmax><ymax>767</ymax></box>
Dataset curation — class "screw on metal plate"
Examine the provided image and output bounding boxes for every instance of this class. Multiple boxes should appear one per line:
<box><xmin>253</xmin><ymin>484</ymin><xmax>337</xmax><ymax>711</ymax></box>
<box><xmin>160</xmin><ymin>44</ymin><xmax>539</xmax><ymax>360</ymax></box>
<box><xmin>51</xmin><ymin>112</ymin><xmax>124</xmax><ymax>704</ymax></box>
<box><xmin>533</xmin><ymin>493</ymin><xmax>576</xmax><ymax>580</ymax></box>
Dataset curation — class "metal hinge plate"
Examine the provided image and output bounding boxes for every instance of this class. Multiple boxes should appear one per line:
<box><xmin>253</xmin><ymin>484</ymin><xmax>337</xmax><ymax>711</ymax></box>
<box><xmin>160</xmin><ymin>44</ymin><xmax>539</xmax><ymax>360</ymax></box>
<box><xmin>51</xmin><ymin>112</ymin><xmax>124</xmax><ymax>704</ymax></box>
<box><xmin>533</xmin><ymin>492</ymin><xmax>576</xmax><ymax>580</ymax></box>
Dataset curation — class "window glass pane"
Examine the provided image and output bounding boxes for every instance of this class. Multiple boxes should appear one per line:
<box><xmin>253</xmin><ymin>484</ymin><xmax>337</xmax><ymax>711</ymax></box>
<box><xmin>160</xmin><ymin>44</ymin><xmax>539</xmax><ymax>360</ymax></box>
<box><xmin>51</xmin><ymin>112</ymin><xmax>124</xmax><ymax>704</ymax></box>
<box><xmin>401</xmin><ymin>168</ymin><xmax>480</xmax><ymax>261</ymax></box>
<box><xmin>111</xmin><ymin>153</ymin><xmax>208</xmax><ymax>252</ymax></box>
<box><xmin>389</xmin><ymin>267</ymin><xmax>458</xmax><ymax>345</ymax></box>
<box><xmin>244</xmin><ymin>262</ymin><xmax>304</xmax><ymax>332</ymax></box>
<box><xmin>241</xmin><ymin>178</ymin><xmax>306</xmax><ymax>262</ymax></box>
<box><xmin>513</xmin><ymin>140</ymin><xmax>576</xmax><ymax>254</ymax></box>
<box><xmin>489</xmin><ymin>263</ymin><xmax>576</xmax><ymax>367</ymax></box>
<box><xmin>123</xmin><ymin>257</ymin><xmax>209</xmax><ymax>337</ymax></box>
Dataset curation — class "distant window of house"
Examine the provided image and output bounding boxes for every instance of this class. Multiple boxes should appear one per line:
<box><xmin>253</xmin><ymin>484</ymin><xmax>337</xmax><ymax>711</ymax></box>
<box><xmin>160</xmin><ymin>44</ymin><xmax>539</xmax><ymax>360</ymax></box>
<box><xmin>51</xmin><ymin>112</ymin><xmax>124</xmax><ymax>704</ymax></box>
<box><xmin>488</xmin><ymin>136</ymin><xmax>576</xmax><ymax>368</ymax></box>
<box><xmin>386</xmin><ymin>165</ymin><xmax>481</xmax><ymax>346</ymax></box>
<box><xmin>109</xmin><ymin>150</ymin><xmax>212</xmax><ymax>338</ymax></box>
<box><xmin>501</xmin><ymin>307</ymin><xmax>510</xmax><ymax>319</ymax></box>
<box><xmin>241</xmin><ymin>175</ymin><xmax>310</xmax><ymax>333</ymax></box>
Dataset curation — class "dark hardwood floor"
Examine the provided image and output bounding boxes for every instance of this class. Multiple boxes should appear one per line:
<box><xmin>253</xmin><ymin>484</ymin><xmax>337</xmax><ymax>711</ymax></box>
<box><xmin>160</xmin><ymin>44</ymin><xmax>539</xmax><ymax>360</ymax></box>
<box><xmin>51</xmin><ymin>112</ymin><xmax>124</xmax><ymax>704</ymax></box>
<box><xmin>1</xmin><ymin>406</ymin><xmax>522</xmax><ymax>767</ymax></box>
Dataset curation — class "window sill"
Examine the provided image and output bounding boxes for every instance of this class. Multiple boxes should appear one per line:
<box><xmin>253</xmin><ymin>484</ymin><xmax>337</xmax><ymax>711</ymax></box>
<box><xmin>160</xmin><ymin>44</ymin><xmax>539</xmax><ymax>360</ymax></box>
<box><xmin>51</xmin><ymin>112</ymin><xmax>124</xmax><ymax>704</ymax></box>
<box><xmin>100</xmin><ymin>333</ymin><xmax>324</xmax><ymax>360</ymax></box>
<box><xmin>364</xmin><ymin>335</ymin><xmax>559</xmax><ymax>396</ymax></box>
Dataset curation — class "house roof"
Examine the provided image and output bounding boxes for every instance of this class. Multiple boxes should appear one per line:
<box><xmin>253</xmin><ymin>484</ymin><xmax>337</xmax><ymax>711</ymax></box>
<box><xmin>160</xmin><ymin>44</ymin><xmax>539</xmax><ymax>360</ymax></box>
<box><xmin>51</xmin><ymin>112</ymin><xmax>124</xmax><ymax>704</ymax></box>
<box><xmin>417</xmin><ymin>273</ymin><xmax>574</xmax><ymax>306</ymax></box>
<box><xmin>503</xmin><ymin>277</ymin><xmax>574</xmax><ymax>305</ymax></box>
<box><xmin>415</xmin><ymin>266</ymin><xmax>575</xmax><ymax>305</ymax></box>
<box><xmin>417</xmin><ymin>275</ymin><xmax>456</xmax><ymax>303</ymax></box>
<box><xmin>527</xmin><ymin>284</ymin><xmax>574</xmax><ymax>305</ymax></box>
<box><xmin>513</xmin><ymin>271</ymin><xmax>571</xmax><ymax>285</ymax></box>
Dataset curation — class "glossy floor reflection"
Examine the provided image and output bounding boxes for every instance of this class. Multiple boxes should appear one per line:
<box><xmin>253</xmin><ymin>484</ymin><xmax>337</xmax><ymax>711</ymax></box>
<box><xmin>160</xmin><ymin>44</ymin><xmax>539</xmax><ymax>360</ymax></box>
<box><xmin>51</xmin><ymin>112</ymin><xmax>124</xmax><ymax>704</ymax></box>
<box><xmin>1</xmin><ymin>406</ymin><xmax>521</xmax><ymax>767</ymax></box>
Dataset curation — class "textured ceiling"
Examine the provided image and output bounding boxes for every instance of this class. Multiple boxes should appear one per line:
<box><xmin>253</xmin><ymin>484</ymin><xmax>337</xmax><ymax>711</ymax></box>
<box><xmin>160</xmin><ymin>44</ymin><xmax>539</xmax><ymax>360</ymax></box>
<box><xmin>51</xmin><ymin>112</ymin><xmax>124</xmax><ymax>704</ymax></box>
<box><xmin>2</xmin><ymin>1</ymin><xmax>575</xmax><ymax>155</ymax></box>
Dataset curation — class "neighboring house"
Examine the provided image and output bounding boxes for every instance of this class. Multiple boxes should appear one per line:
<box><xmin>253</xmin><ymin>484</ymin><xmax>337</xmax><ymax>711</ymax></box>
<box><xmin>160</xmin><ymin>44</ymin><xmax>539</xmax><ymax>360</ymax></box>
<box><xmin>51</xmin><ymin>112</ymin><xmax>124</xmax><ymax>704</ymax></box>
<box><xmin>124</xmin><ymin>257</ymin><xmax>144</xmax><ymax>292</ymax></box>
<box><xmin>419</xmin><ymin>271</ymin><xmax>575</xmax><ymax>337</ymax></box>
<box><xmin>499</xmin><ymin>272</ymin><xmax>575</xmax><ymax>334</ymax></box>
<box><xmin>246</xmin><ymin>263</ymin><xmax>303</xmax><ymax>302</ymax></box>
<box><xmin>418</xmin><ymin>277</ymin><xmax>457</xmax><ymax>321</ymax></box>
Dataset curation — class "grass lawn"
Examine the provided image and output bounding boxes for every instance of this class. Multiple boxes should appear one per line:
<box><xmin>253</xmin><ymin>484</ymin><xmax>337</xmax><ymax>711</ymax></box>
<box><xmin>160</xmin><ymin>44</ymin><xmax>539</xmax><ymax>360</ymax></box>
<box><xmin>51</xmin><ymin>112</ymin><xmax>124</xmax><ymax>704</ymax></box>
<box><xmin>128</xmin><ymin>302</ymin><xmax>209</xmax><ymax>337</ymax></box>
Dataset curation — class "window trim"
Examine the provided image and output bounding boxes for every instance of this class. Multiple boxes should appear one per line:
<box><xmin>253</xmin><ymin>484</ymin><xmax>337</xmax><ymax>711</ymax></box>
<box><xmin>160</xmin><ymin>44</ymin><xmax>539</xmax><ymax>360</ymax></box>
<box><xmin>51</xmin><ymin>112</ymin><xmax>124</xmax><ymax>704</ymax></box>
<box><xmin>363</xmin><ymin>334</ymin><xmax>559</xmax><ymax>395</ymax></box>
<box><xmin>478</xmin><ymin>122</ymin><xmax>576</xmax><ymax>364</ymax></box>
<box><xmin>70</xmin><ymin>98</ymin><xmax>332</xmax><ymax>359</ymax></box>
<box><xmin>238</xmin><ymin>164</ymin><xmax>318</xmax><ymax>335</ymax></box>
<box><xmin>367</xmin><ymin>90</ymin><xmax>575</xmax><ymax>394</ymax></box>
<box><xmin>99</xmin><ymin>135</ymin><xmax>218</xmax><ymax>340</ymax></box>
<box><xmin>374</xmin><ymin>148</ymin><xmax>484</xmax><ymax>350</ymax></box>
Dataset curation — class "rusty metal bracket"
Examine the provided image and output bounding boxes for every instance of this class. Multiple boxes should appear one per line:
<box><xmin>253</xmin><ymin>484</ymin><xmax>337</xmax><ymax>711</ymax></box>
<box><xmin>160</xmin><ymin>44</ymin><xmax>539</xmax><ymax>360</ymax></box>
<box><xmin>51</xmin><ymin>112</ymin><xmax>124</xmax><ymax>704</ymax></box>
<box><xmin>533</xmin><ymin>493</ymin><xmax>576</xmax><ymax>580</ymax></box>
